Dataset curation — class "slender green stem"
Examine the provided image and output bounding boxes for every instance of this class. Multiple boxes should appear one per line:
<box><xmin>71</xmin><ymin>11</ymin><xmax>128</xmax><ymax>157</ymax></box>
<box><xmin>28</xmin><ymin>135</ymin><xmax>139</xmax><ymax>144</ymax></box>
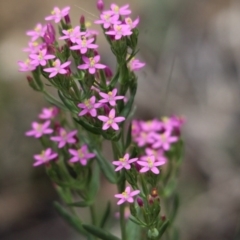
<box><xmin>90</xmin><ymin>204</ymin><xmax>97</xmax><ymax>226</ymax></box>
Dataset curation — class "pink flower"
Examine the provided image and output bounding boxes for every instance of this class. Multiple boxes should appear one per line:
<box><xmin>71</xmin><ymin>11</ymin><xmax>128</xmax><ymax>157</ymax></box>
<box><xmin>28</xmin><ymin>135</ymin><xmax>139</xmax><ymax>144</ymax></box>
<box><xmin>29</xmin><ymin>48</ymin><xmax>55</xmax><ymax>66</ymax></box>
<box><xmin>70</xmin><ymin>37</ymin><xmax>98</xmax><ymax>54</ymax></box>
<box><xmin>152</xmin><ymin>131</ymin><xmax>178</xmax><ymax>150</ymax></box>
<box><xmin>114</xmin><ymin>186</ymin><xmax>140</xmax><ymax>205</ymax></box>
<box><xmin>97</xmin><ymin>0</ymin><xmax>104</xmax><ymax>11</ymax></box>
<box><xmin>45</xmin><ymin>6</ymin><xmax>70</xmax><ymax>23</ymax></box>
<box><xmin>78</xmin><ymin>96</ymin><xmax>101</xmax><ymax>117</ymax></box>
<box><xmin>98</xmin><ymin>108</ymin><xmax>125</xmax><ymax>131</ymax></box>
<box><xmin>140</xmin><ymin>119</ymin><xmax>162</xmax><ymax>132</ymax></box>
<box><xmin>59</xmin><ymin>26</ymin><xmax>84</xmax><ymax>43</ymax></box>
<box><xmin>128</xmin><ymin>58</ymin><xmax>145</xmax><ymax>71</ymax></box>
<box><xmin>124</xmin><ymin>17</ymin><xmax>139</xmax><ymax>29</ymax></box>
<box><xmin>38</xmin><ymin>107</ymin><xmax>59</xmax><ymax>120</ymax></box>
<box><xmin>134</xmin><ymin>131</ymin><xmax>155</xmax><ymax>147</ymax></box>
<box><xmin>112</xmin><ymin>153</ymin><xmax>138</xmax><ymax>171</ymax></box>
<box><xmin>23</xmin><ymin>41</ymin><xmax>44</xmax><ymax>54</ymax></box>
<box><xmin>18</xmin><ymin>58</ymin><xmax>36</xmax><ymax>72</ymax></box>
<box><xmin>94</xmin><ymin>13</ymin><xmax>120</xmax><ymax>29</ymax></box>
<box><xmin>137</xmin><ymin>155</ymin><xmax>164</xmax><ymax>174</ymax></box>
<box><xmin>26</xmin><ymin>23</ymin><xmax>47</xmax><ymax>41</ymax></box>
<box><xmin>25</xmin><ymin>120</ymin><xmax>53</xmax><ymax>138</ymax></box>
<box><xmin>99</xmin><ymin>88</ymin><xmax>124</xmax><ymax>106</ymax></box>
<box><xmin>105</xmin><ymin>24</ymin><xmax>132</xmax><ymax>40</ymax></box>
<box><xmin>115</xmin><ymin>207</ymin><xmax>130</xmax><ymax>219</ymax></box>
<box><xmin>107</xmin><ymin>4</ymin><xmax>131</xmax><ymax>17</ymax></box>
<box><xmin>78</xmin><ymin>55</ymin><xmax>106</xmax><ymax>74</ymax></box>
<box><xmin>50</xmin><ymin>128</ymin><xmax>77</xmax><ymax>148</ymax></box>
<box><xmin>68</xmin><ymin>145</ymin><xmax>95</xmax><ymax>165</ymax></box>
<box><xmin>145</xmin><ymin>148</ymin><xmax>167</xmax><ymax>164</ymax></box>
<box><xmin>33</xmin><ymin>148</ymin><xmax>58</xmax><ymax>167</ymax></box>
<box><xmin>43</xmin><ymin>59</ymin><xmax>71</xmax><ymax>78</ymax></box>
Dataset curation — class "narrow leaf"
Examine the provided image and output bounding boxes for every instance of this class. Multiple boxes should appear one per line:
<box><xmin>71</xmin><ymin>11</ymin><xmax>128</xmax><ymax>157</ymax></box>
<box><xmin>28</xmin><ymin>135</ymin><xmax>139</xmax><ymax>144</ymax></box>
<box><xmin>44</xmin><ymin>92</ymin><xmax>68</xmax><ymax>111</ymax></box>
<box><xmin>88</xmin><ymin>164</ymin><xmax>100</xmax><ymax>199</ymax></box>
<box><xmin>100</xmin><ymin>201</ymin><xmax>111</xmax><ymax>228</ymax></box>
<box><xmin>74</xmin><ymin>117</ymin><xmax>102</xmax><ymax>135</ymax></box>
<box><xmin>126</xmin><ymin>218</ymin><xmax>142</xmax><ymax>240</ymax></box>
<box><xmin>67</xmin><ymin>200</ymin><xmax>93</xmax><ymax>207</ymax></box>
<box><xmin>158</xmin><ymin>220</ymin><xmax>170</xmax><ymax>238</ymax></box>
<box><xmin>125</xmin><ymin>122</ymin><xmax>132</xmax><ymax>149</ymax></box>
<box><xmin>82</xmin><ymin>224</ymin><xmax>120</xmax><ymax>240</ymax></box>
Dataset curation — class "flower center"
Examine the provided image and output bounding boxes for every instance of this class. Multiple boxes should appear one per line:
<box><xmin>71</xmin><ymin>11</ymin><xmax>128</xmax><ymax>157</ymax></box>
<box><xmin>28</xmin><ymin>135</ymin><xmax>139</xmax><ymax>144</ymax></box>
<box><xmin>36</xmin><ymin>124</ymin><xmax>43</xmax><ymax>132</ymax></box>
<box><xmin>78</xmin><ymin>149</ymin><xmax>84</xmax><ymax>158</ymax></box>
<box><xmin>147</xmin><ymin>157</ymin><xmax>153</xmax><ymax>167</ymax></box>
<box><xmin>103</xmin><ymin>14</ymin><xmax>110</xmax><ymax>21</ymax></box>
<box><xmin>68</xmin><ymin>28</ymin><xmax>73</xmax><ymax>34</ymax></box>
<box><xmin>125</xmin><ymin>17</ymin><xmax>132</xmax><ymax>25</ymax></box>
<box><xmin>113</xmin><ymin>6</ymin><xmax>119</xmax><ymax>13</ymax></box>
<box><xmin>25</xmin><ymin>59</ymin><xmax>31</xmax><ymax>65</ymax></box>
<box><xmin>38</xmin><ymin>51</ymin><xmax>43</xmax><ymax>60</ymax></box>
<box><xmin>161</xmin><ymin>134</ymin><xmax>167</xmax><ymax>143</ymax></box>
<box><xmin>89</xmin><ymin>58</ymin><xmax>95</xmax><ymax>67</ymax></box>
<box><xmin>122</xmin><ymin>191</ymin><xmax>128</xmax><ymax>198</ymax></box>
<box><xmin>107</xmin><ymin>119</ymin><xmax>113</xmax><ymax>125</ymax></box>
<box><xmin>32</xmin><ymin>42</ymin><xmax>38</xmax><ymax>47</ymax></box>
<box><xmin>116</xmin><ymin>25</ymin><xmax>122</xmax><ymax>32</ymax></box>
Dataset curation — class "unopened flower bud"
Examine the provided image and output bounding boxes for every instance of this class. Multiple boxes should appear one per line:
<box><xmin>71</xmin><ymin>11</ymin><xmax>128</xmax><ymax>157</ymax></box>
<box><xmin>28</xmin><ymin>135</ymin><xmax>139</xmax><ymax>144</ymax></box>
<box><xmin>104</xmin><ymin>66</ymin><xmax>113</xmax><ymax>79</ymax></box>
<box><xmin>137</xmin><ymin>197</ymin><xmax>144</xmax><ymax>207</ymax></box>
<box><xmin>148</xmin><ymin>228</ymin><xmax>159</xmax><ymax>239</ymax></box>
<box><xmin>151</xmin><ymin>187</ymin><xmax>158</xmax><ymax>198</ymax></box>
<box><xmin>161</xmin><ymin>215</ymin><xmax>166</xmax><ymax>221</ymax></box>
<box><xmin>27</xmin><ymin>75</ymin><xmax>33</xmax><ymax>83</ymax></box>
<box><xmin>97</xmin><ymin>0</ymin><xmax>104</xmax><ymax>11</ymax></box>
<box><xmin>44</xmin><ymin>23</ymin><xmax>56</xmax><ymax>45</ymax></box>
<box><xmin>80</xmin><ymin>15</ymin><xmax>85</xmax><ymax>30</ymax></box>
<box><xmin>26</xmin><ymin>75</ymin><xmax>39</xmax><ymax>91</ymax></box>
<box><xmin>64</xmin><ymin>14</ymin><xmax>71</xmax><ymax>25</ymax></box>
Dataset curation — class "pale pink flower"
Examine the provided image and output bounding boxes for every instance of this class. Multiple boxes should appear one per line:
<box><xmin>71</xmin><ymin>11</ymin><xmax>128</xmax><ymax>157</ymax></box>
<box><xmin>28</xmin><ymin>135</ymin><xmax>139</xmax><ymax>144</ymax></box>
<box><xmin>45</xmin><ymin>6</ymin><xmax>70</xmax><ymax>23</ymax></box>
<box><xmin>33</xmin><ymin>148</ymin><xmax>58</xmax><ymax>167</ymax></box>
<box><xmin>145</xmin><ymin>148</ymin><xmax>167</xmax><ymax>164</ymax></box>
<box><xmin>128</xmin><ymin>58</ymin><xmax>145</xmax><ymax>71</ymax></box>
<box><xmin>18</xmin><ymin>58</ymin><xmax>36</xmax><ymax>72</ymax></box>
<box><xmin>105</xmin><ymin>24</ymin><xmax>132</xmax><ymax>40</ymax></box>
<box><xmin>23</xmin><ymin>41</ymin><xmax>44</xmax><ymax>54</ymax></box>
<box><xmin>59</xmin><ymin>26</ymin><xmax>84</xmax><ymax>43</ymax></box>
<box><xmin>140</xmin><ymin>119</ymin><xmax>162</xmax><ymax>132</ymax></box>
<box><xmin>68</xmin><ymin>145</ymin><xmax>95</xmax><ymax>165</ymax></box>
<box><xmin>99</xmin><ymin>88</ymin><xmax>124</xmax><ymax>106</ymax></box>
<box><xmin>94</xmin><ymin>13</ymin><xmax>120</xmax><ymax>29</ymax></box>
<box><xmin>25</xmin><ymin>120</ymin><xmax>53</xmax><ymax>138</ymax></box>
<box><xmin>107</xmin><ymin>4</ymin><xmax>131</xmax><ymax>17</ymax></box>
<box><xmin>29</xmin><ymin>48</ymin><xmax>55</xmax><ymax>66</ymax></box>
<box><xmin>98</xmin><ymin>108</ymin><xmax>125</xmax><ymax>131</ymax></box>
<box><xmin>43</xmin><ymin>59</ymin><xmax>71</xmax><ymax>78</ymax></box>
<box><xmin>50</xmin><ymin>128</ymin><xmax>77</xmax><ymax>148</ymax></box>
<box><xmin>124</xmin><ymin>17</ymin><xmax>139</xmax><ymax>29</ymax></box>
<box><xmin>78</xmin><ymin>55</ymin><xmax>106</xmax><ymax>74</ymax></box>
<box><xmin>152</xmin><ymin>131</ymin><xmax>178</xmax><ymax>150</ymax></box>
<box><xmin>134</xmin><ymin>131</ymin><xmax>155</xmax><ymax>147</ymax></box>
<box><xmin>78</xmin><ymin>96</ymin><xmax>101</xmax><ymax>117</ymax></box>
<box><xmin>70</xmin><ymin>37</ymin><xmax>98</xmax><ymax>54</ymax></box>
<box><xmin>114</xmin><ymin>186</ymin><xmax>140</xmax><ymax>205</ymax></box>
<box><xmin>112</xmin><ymin>153</ymin><xmax>138</xmax><ymax>171</ymax></box>
<box><xmin>26</xmin><ymin>23</ymin><xmax>47</xmax><ymax>41</ymax></box>
<box><xmin>38</xmin><ymin>107</ymin><xmax>59</xmax><ymax>120</ymax></box>
<box><xmin>137</xmin><ymin>155</ymin><xmax>164</xmax><ymax>174</ymax></box>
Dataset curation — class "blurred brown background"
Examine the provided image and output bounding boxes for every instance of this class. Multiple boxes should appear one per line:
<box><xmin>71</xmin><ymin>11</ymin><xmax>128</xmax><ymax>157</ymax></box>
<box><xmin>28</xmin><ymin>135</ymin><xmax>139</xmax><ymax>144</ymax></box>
<box><xmin>0</xmin><ymin>0</ymin><xmax>240</xmax><ymax>239</ymax></box>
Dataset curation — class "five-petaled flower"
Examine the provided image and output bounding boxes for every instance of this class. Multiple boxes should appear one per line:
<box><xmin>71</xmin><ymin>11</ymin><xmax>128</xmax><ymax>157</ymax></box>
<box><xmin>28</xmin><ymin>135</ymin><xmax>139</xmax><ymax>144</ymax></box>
<box><xmin>98</xmin><ymin>108</ymin><xmax>125</xmax><ymax>131</ymax></box>
<box><xmin>152</xmin><ymin>131</ymin><xmax>178</xmax><ymax>150</ymax></box>
<box><xmin>105</xmin><ymin>24</ymin><xmax>132</xmax><ymax>40</ymax></box>
<box><xmin>114</xmin><ymin>186</ymin><xmax>140</xmax><ymax>205</ymax></box>
<box><xmin>50</xmin><ymin>128</ymin><xmax>77</xmax><ymax>148</ymax></box>
<box><xmin>59</xmin><ymin>26</ymin><xmax>84</xmax><ymax>43</ymax></box>
<box><xmin>29</xmin><ymin>48</ymin><xmax>55</xmax><ymax>66</ymax></box>
<box><xmin>18</xmin><ymin>58</ymin><xmax>37</xmax><ymax>72</ymax></box>
<box><xmin>26</xmin><ymin>23</ymin><xmax>47</xmax><ymax>41</ymax></box>
<box><xmin>38</xmin><ymin>107</ymin><xmax>59</xmax><ymax>120</ymax></box>
<box><xmin>78</xmin><ymin>55</ymin><xmax>106</xmax><ymax>74</ymax></box>
<box><xmin>124</xmin><ymin>17</ymin><xmax>139</xmax><ymax>29</ymax></box>
<box><xmin>68</xmin><ymin>145</ymin><xmax>95</xmax><ymax>165</ymax></box>
<box><xmin>25</xmin><ymin>120</ymin><xmax>53</xmax><ymax>138</ymax></box>
<box><xmin>70</xmin><ymin>37</ymin><xmax>98</xmax><ymax>54</ymax></box>
<box><xmin>78</xmin><ymin>96</ymin><xmax>102</xmax><ymax>117</ymax></box>
<box><xmin>99</xmin><ymin>88</ymin><xmax>124</xmax><ymax>106</ymax></box>
<box><xmin>94</xmin><ymin>13</ymin><xmax>120</xmax><ymax>29</ymax></box>
<box><xmin>33</xmin><ymin>148</ymin><xmax>58</xmax><ymax>167</ymax></box>
<box><xmin>107</xmin><ymin>4</ymin><xmax>131</xmax><ymax>17</ymax></box>
<box><xmin>137</xmin><ymin>155</ymin><xmax>165</xmax><ymax>174</ymax></box>
<box><xmin>112</xmin><ymin>153</ymin><xmax>138</xmax><ymax>171</ymax></box>
<box><xmin>44</xmin><ymin>59</ymin><xmax>71</xmax><ymax>78</ymax></box>
<box><xmin>45</xmin><ymin>6</ymin><xmax>70</xmax><ymax>23</ymax></box>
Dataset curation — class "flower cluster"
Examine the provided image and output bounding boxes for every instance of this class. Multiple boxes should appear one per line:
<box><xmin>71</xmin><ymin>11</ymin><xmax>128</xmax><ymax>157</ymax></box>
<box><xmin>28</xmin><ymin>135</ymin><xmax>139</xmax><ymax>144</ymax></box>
<box><xmin>26</xmin><ymin>106</ymin><xmax>95</xmax><ymax>167</ymax></box>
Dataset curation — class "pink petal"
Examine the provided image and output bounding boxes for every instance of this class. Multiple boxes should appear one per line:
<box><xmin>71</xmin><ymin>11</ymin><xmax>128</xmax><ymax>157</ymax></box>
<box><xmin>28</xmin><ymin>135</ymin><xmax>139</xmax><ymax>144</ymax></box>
<box><xmin>117</xmin><ymin>199</ymin><xmax>125</xmax><ymax>205</ymax></box>
<box><xmin>102</xmin><ymin>123</ymin><xmax>110</xmax><ymax>130</ymax></box>
<box><xmin>98</xmin><ymin>116</ymin><xmax>108</xmax><ymax>122</ymax></box>
<box><xmin>111</xmin><ymin>122</ymin><xmax>119</xmax><ymax>130</ymax></box>
<box><xmin>78</xmin><ymin>64</ymin><xmax>89</xmax><ymax>70</ymax></box>
<box><xmin>114</xmin><ymin>116</ymin><xmax>125</xmax><ymax>123</ymax></box>
<box><xmin>89</xmin><ymin>67</ymin><xmax>96</xmax><ymax>74</ymax></box>
<box><xmin>140</xmin><ymin>167</ymin><xmax>149</xmax><ymax>173</ymax></box>
<box><xmin>151</xmin><ymin>167</ymin><xmax>160</xmax><ymax>174</ymax></box>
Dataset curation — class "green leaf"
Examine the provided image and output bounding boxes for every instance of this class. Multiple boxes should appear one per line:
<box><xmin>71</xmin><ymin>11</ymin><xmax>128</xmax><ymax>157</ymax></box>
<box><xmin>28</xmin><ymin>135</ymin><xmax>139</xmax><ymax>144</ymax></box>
<box><xmin>163</xmin><ymin>179</ymin><xmax>177</xmax><ymax>197</ymax></box>
<box><xmin>125</xmin><ymin>122</ymin><xmax>132</xmax><ymax>149</ymax></box>
<box><xmin>82</xmin><ymin>224</ymin><xmax>120</xmax><ymax>240</ymax></box>
<box><xmin>74</xmin><ymin>117</ymin><xmax>102</xmax><ymax>135</ymax></box>
<box><xmin>94</xmin><ymin>150</ymin><xmax>117</xmax><ymax>184</ymax></box>
<box><xmin>58</xmin><ymin>90</ymin><xmax>78</xmax><ymax>114</ymax></box>
<box><xmin>120</xmin><ymin>82</ymin><xmax>137</xmax><ymax>119</ymax></box>
<box><xmin>170</xmin><ymin>193</ymin><xmax>179</xmax><ymax>223</ymax></box>
<box><xmin>54</xmin><ymin>202</ymin><xmax>87</xmax><ymax>235</ymax></box>
<box><xmin>44</xmin><ymin>91</ymin><xmax>68</xmax><ymax>111</ymax></box>
<box><xmin>109</xmin><ymin>69</ymin><xmax>120</xmax><ymax>88</ymax></box>
<box><xmin>88</xmin><ymin>164</ymin><xmax>100</xmax><ymax>199</ymax></box>
<box><xmin>126</xmin><ymin>217</ymin><xmax>142</xmax><ymax>240</ymax></box>
<box><xmin>100</xmin><ymin>201</ymin><xmax>111</xmax><ymax>229</ymax></box>
<box><xmin>158</xmin><ymin>220</ymin><xmax>170</xmax><ymax>238</ymax></box>
<box><xmin>67</xmin><ymin>200</ymin><xmax>93</xmax><ymax>207</ymax></box>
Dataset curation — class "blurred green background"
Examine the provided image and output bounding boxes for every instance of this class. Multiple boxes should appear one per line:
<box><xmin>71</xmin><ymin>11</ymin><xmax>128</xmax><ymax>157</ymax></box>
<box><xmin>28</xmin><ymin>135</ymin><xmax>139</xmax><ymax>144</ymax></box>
<box><xmin>0</xmin><ymin>0</ymin><xmax>240</xmax><ymax>239</ymax></box>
